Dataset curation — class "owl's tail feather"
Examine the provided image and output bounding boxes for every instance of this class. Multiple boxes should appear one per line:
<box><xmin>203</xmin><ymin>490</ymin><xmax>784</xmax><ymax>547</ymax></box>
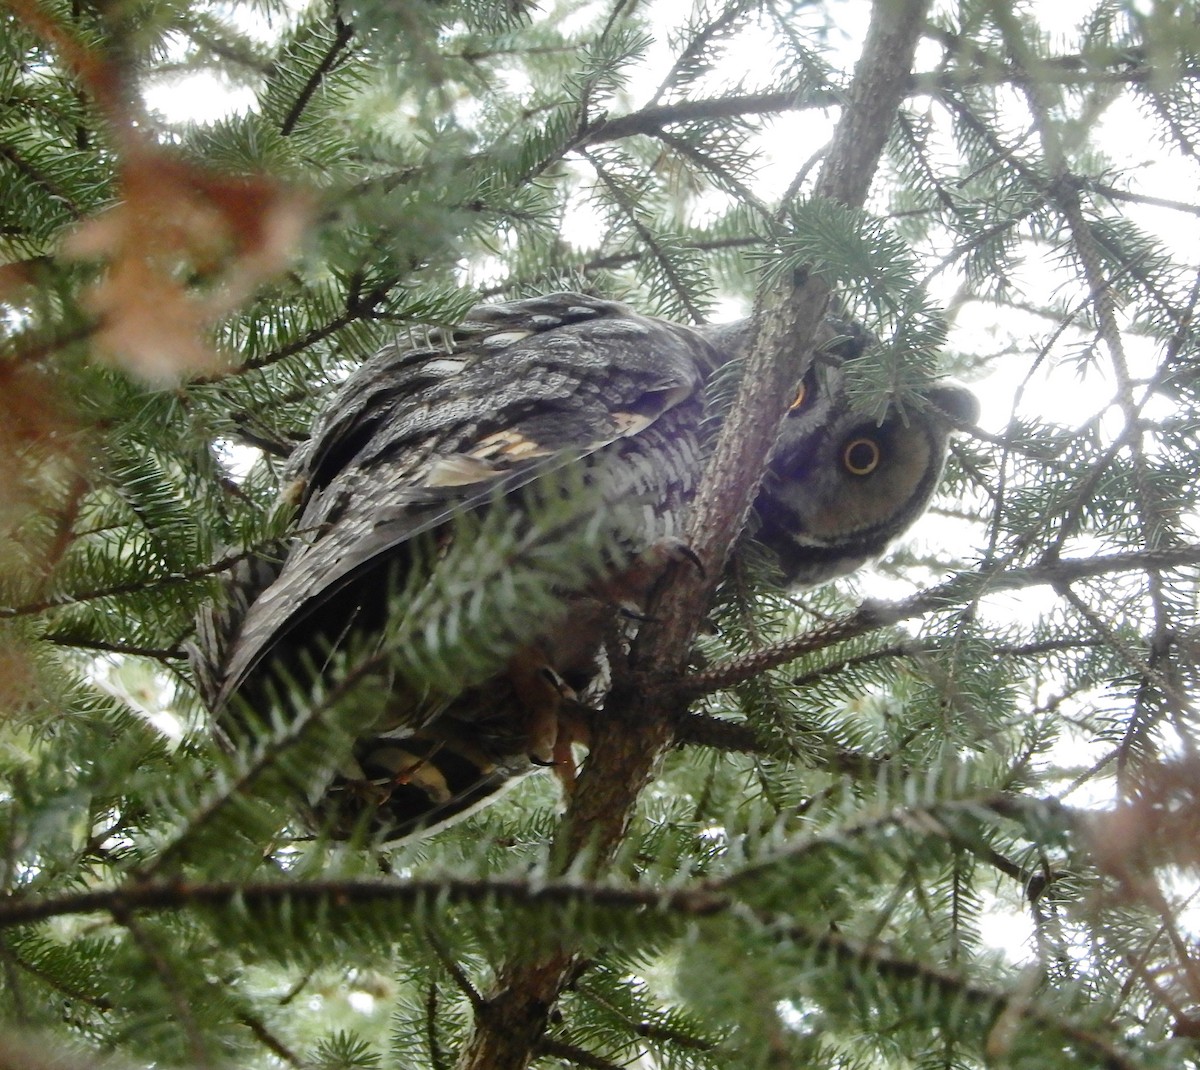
<box><xmin>321</xmin><ymin>736</ymin><xmax>529</xmax><ymax>841</ymax></box>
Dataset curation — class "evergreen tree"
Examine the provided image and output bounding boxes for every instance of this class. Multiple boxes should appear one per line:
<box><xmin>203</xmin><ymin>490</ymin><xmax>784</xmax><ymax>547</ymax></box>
<box><xmin>2</xmin><ymin>0</ymin><xmax>1199</xmax><ymax>1067</ymax></box>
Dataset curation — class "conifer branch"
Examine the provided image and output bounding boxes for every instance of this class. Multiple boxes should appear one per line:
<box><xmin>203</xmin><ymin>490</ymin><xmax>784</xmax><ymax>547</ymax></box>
<box><xmin>582</xmin><ymin>149</ymin><xmax>709</xmax><ymax>324</ymax></box>
<box><xmin>425</xmin><ymin>981</ymin><xmax>448</xmax><ymax>1070</ymax></box>
<box><xmin>475</xmin><ymin>235</ymin><xmax>763</xmax><ymax>299</ymax></box>
<box><xmin>654</xmin><ymin>129</ymin><xmax>775</xmax><ymax>226</ymax></box>
<box><xmin>236</xmin><ymin>1011</ymin><xmax>304</xmax><ymax>1067</ymax></box>
<box><xmin>684</xmin><ymin>546</ymin><xmax>1200</xmax><ymax>696</ymax></box>
<box><xmin>133</xmin><ymin>642</ymin><xmax>395</xmax><ymax>880</ymax></box>
<box><xmin>533</xmin><ymin>1037</ymin><xmax>623</xmax><ymax>1070</ymax></box>
<box><xmin>992</xmin><ymin>7</ymin><xmax>1197</xmax><ymax>776</ymax></box>
<box><xmin>0</xmin><ymin>875</ymin><xmax>720</xmax><ymax>929</ymax></box>
<box><xmin>670</xmin><ymin>710</ymin><xmax>763</xmax><ymax>754</ymax></box>
<box><xmin>0</xmin><ymin>790</ymin><xmax>1065</xmax><ymax>929</ymax></box>
<box><xmin>0</xmin><ymin>548</ymin><xmax>262</xmax><ymax>619</ymax></box>
<box><xmin>924</xmin><ymin>27</ymin><xmax>1200</xmax><ymax>91</ymax></box>
<box><xmin>0</xmin><ymin>143</ymin><xmax>82</xmax><ymax>216</ymax></box>
<box><xmin>572</xmin><ymin>977</ymin><xmax>720</xmax><ymax>1051</ymax></box>
<box><xmin>426</xmin><ymin>934</ymin><xmax>485</xmax><ymax>1014</ymax></box>
<box><xmin>2</xmin><ymin>943</ymin><xmax>113</xmax><ymax>1010</ymax></box>
<box><xmin>776</xmin><ymin>920</ymin><xmax>1142</xmax><ymax>1070</ymax></box>
<box><xmin>196</xmin><ymin>293</ymin><xmax>389</xmax><ymax>380</ymax></box>
<box><xmin>113</xmin><ymin>911</ymin><xmax>211</xmax><ymax>1066</ymax></box>
<box><xmin>4</xmin><ymin>0</ymin><xmax>129</xmax><ymax>120</ymax></box>
<box><xmin>669</xmin><ymin>711</ymin><xmax>890</xmax><ymax>778</ymax></box>
<box><xmin>944</xmin><ymin>92</ymin><xmax>1189</xmax><ymax>335</ymax></box>
<box><xmin>39</xmin><ymin>635</ymin><xmax>185</xmax><ymax>662</ymax></box>
<box><xmin>0</xmin><ymin>842</ymin><xmax>1136</xmax><ymax>1068</ymax></box>
<box><xmin>278</xmin><ymin>15</ymin><xmax>354</xmax><ymax>138</ymax></box>
<box><xmin>788</xmin><ymin>636</ymin><xmax>1108</xmax><ymax>688</ymax></box>
<box><xmin>646</xmin><ymin>2</ymin><xmax>751</xmax><ymax>107</ymax></box>
<box><xmin>7</xmin><ymin>321</ymin><xmax>100</xmax><ymax>366</ymax></box>
<box><xmin>574</xmin><ymin>44</ymin><xmax>1200</xmax><ymax>148</ymax></box>
<box><xmin>1080</xmin><ymin>180</ymin><xmax>1200</xmax><ymax>218</ymax></box>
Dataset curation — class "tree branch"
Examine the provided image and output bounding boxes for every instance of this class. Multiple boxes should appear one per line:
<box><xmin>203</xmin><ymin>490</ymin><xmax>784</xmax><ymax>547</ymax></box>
<box><xmin>278</xmin><ymin>15</ymin><xmax>354</xmax><ymax>138</ymax></box>
<box><xmin>0</xmin><ymin>874</ymin><xmax>720</xmax><ymax>930</ymax></box>
<box><xmin>0</xmin><ymin>547</ymin><xmax>263</xmax><ymax>620</ymax></box>
<box><xmin>684</xmin><ymin>546</ymin><xmax>1200</xmax><ymax>695</ymax></box>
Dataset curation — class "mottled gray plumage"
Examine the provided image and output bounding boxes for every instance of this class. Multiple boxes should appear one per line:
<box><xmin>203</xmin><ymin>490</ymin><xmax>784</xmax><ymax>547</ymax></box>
<box><xmin>192</xmin><ymin>292</ymin><xmax>976</xmax><ymax>841</ymax></box>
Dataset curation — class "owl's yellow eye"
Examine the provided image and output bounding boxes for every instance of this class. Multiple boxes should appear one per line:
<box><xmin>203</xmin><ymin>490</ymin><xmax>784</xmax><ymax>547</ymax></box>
<box><xmin>842</xmin><ymin>437</ymin><xmax>881</xmax><ymax>475</ymax></box>
<box><xmin>788</xmin><ymin>383</ymin><xmax>807</xmax><ymax>411</ymax></box>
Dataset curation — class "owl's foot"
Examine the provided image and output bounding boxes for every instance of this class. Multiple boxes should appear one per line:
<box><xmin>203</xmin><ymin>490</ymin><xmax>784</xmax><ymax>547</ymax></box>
<box><xmin>604</xmin><ymin>536</ymin><xmax>705</xmax><ymax>620</ymax></box>
<box><xmin>548</xmin><ymin>700</ymin><xmax>594</xmax><ymax>798</ymax></box>
<box><xmin>508</xmin><ymin>649</ymin><xmax>577</xmax><ymax>764</ymax></box>
<box><xmin>651</xmin><ymin>536</ymin><xmax>706</xmax><ymax>575</ymax></box>
<box><xmin>507</xmin><ymin>648</ymin><xmax>597</xmax><ymax>800</ymax></box>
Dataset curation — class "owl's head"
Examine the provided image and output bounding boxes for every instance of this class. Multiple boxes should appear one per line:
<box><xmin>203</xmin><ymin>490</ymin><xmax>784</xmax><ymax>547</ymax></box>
<box><xmin>753</xmin><ymin>332</ymin><xmax>978</xmax><ymax>587</ymax></box>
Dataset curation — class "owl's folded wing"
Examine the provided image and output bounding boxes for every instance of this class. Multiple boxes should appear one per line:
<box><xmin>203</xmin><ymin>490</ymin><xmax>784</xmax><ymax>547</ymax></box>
<box><xmin>204</xmin><ymin>293</ymin><xmax>712</xmax><ymax>712</ymax></box>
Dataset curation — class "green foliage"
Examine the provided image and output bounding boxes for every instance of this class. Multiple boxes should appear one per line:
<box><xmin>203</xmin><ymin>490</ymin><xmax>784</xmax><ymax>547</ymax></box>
<box><xmin>1</xmin><ymin>0</ymin><xmax>1200</xmax><ymax>1068</ymax></box>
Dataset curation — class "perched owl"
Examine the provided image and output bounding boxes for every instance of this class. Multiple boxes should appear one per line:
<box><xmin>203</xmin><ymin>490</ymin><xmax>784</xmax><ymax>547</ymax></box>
<box><xmin>192</xmin><ymin>292</ymin><xmax>976</xmax><ymax>841</ymax></box>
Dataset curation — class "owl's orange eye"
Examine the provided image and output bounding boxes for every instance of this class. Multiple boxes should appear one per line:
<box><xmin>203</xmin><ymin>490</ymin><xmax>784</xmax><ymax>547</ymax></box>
<box><xmin>788</xmin><ymin>383</ymin><xmax>807</xmax><ymax>412</ymax></box>
<box><xmin>843</xmin><ymin>437</ymin><xmax>881</xmax><ymax>475</ymax></box>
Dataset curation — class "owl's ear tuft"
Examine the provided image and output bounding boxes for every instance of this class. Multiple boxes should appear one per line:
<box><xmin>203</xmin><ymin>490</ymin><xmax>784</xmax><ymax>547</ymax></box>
<box><xmin>818</xmin><ymin>316</ymin><xmax>874</xmax><ymax>360</ymax></box>
<box><xmin>927</xmin><ymin>382</ymin><xmax>979</xmax><ymax>427</ymax></box>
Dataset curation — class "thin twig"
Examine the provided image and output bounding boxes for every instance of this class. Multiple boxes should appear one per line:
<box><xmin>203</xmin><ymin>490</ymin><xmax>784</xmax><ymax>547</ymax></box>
<box><xmin>279</xmin><ymin>16</ymin><xmax>355</xmax><ymax>138</ymax></box>
<box><xmin>683</xmin><ymin>546</ymin><xmax>1200</xmax><ymax>696</ymax></box>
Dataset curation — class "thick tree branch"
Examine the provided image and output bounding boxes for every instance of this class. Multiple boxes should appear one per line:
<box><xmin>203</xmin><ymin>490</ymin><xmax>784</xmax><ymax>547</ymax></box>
<box><xmin>553</xmin><ymin>52</ymin><xmax>1200</xmax><ymax>154</ymax></box>
<box><xmin>0</xmin><ymin>791</ymin><xmax>1067</xmax><ymax>930</ymax></box>
<box><xmin>533</xmin><ymin>1036</ymin><xmax>625</xmax><ymax>1070</ymax></box>
<box><xmin>0</xmin><ymin>874</ymin><xmax>718</xmax><ymax>930</ymax></box>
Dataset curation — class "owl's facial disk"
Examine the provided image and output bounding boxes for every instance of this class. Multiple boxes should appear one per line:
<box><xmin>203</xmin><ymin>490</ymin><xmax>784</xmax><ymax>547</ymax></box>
<box><xmin>767</xmin><ymin>415</ymin><xmax>938</xmax><ymax>542</ymax></box>
<box><xmin>755</xmin><ymin>379</ymin><xmax>977</xmax><ymax>587</ymax></box>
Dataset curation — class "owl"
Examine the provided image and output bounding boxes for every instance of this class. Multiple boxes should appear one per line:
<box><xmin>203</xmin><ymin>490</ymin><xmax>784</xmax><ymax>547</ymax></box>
<box><xmin>192</xmin><ymin>292</ymin><xmax>977</xmax><ymax>841</ymax></box>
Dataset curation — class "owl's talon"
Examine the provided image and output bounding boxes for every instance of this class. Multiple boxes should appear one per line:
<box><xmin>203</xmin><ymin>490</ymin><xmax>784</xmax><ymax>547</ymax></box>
<box><xmin>643</xmin><ymin>535</ymin><xmax>705</xmax><ymax>577</ymax></box>
<box><xmin>600</xmin><ymin>536</ymin><xmax>705</xmax><ymax>617</ymax></box>
<box><xmin>618</xmin><ymin>606</ymin><xmax>658</xmax><ymax>623</ymax></box>
<box><xmin>550</xmin><ymin>712</ymin><xmax>584</xmax><ymax>797</ymax></box>
<box><xmin>663</xmin><ymin>539</ymin><xmax>705</xmax><ymax>577</ymax></box>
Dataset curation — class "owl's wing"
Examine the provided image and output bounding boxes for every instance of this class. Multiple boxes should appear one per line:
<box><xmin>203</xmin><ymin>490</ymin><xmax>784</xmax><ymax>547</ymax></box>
<box><xmin>207</xmin><ymin>293</ymin><xmax>712</xmax><ymax>711</ymax></box>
